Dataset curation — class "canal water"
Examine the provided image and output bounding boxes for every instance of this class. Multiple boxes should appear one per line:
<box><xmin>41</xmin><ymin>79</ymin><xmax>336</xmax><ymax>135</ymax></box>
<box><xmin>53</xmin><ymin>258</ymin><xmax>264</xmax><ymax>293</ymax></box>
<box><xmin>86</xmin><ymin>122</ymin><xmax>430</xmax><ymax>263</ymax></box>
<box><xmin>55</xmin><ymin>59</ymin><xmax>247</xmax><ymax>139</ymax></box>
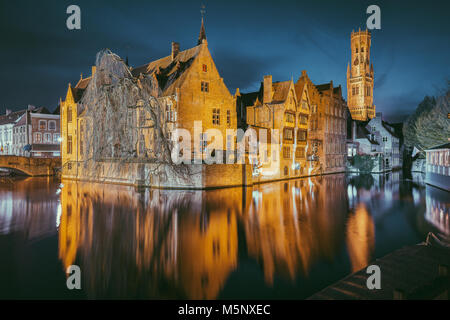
<box><xmin>0</xmin><ymin>172</ymin><xmax>448</xmax><ymax>299</ymax></box>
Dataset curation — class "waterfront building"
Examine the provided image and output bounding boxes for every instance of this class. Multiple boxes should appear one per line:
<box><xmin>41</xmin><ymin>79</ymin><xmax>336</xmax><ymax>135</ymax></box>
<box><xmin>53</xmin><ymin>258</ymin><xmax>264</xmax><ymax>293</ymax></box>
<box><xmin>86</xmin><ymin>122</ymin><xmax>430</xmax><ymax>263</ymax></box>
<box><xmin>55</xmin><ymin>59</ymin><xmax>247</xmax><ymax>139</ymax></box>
<box><xmin>244</xmin><ymin>73</ymin><xmax>311</xmax><ymax>180</ymax></box>
<box><xmin>0</xmin><ymin>109</ymin><xmax>26</xmax><ymax>155</ymax></box>
<box><xmin>313</xmin><ymin>81</ymin><xmax>348</xmax><ymax>174</ymax></box>
<box><xmin>425</xmin><ymin>142</ymin><xmax>450</xmax><ymax>191</ymax></box>
<box><xmin>366</xmin><ymin>112</ymin><xmax>401</xmax><ymax>170</ymax></box>
<box><xmin>60</xmin><ymin>18</ymin><xmax>245</xmax><ymax>188</ymax></box>
<box><xmin>346</xmin><ymin>29</ymin><xmax>375</xmax><ymax>121</ymax></box>
<box><xmin>347</xmin><ymin>120</ymin><xmax>380</xmax><ymax>157</ymax></box>
<box><xmin>12</xmin><ymin>106</ymin><xmax>60</xmax><ymax>158</ymax></box>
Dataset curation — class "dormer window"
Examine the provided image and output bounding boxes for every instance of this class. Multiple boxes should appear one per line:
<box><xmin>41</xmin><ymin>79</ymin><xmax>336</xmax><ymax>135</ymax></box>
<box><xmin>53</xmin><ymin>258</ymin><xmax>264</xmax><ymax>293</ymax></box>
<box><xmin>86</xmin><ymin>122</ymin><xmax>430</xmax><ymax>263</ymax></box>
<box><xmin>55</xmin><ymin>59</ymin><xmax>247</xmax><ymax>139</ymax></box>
<box><xmin>202</xmin><ymin>64</ymin><xmax>207</xmax><ymax>72</ymax></box>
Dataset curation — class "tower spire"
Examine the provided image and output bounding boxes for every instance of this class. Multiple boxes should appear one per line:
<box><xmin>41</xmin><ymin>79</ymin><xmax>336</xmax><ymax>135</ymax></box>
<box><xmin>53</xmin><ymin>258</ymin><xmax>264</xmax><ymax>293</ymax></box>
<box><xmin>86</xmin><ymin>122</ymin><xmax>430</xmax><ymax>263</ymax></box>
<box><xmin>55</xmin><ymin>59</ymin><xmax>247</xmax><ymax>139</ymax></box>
<box><xmin>198</xmin><ymin>4</ymin><xmax>207</xmax><ymax>45</ymax></box>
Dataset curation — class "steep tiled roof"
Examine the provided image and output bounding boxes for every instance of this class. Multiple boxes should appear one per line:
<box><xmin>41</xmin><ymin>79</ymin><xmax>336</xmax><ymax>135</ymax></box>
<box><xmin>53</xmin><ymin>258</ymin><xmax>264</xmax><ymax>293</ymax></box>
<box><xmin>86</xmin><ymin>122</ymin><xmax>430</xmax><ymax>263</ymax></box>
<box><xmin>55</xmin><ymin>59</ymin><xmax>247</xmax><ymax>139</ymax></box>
<box><xmin>0</xmin><ymin>110</ymin><xmax>26</xmax><ymax>125</ymax></box>
<box><xmin>271</xmin><ymin>81</ymin><xmax>292</xmax><ymax>104</ymax></box>
<box><xmin>382</xmin><ymin>121</ymin><xmax>399</xmax><ymax>138</ymax></box>
<box><xmin>14</xmin><ymin>114</ymin><xmax>27</xmax><ymax>127</ymax></box>
<box><xmin>75</xmin><ymin>77</ymin><xmax>91</xmax><ymax>90</ymax></box>
<box><xmin>131</xmin><ymin>45</ymin><xmax>201</xmax><ymax>96</ymax></box>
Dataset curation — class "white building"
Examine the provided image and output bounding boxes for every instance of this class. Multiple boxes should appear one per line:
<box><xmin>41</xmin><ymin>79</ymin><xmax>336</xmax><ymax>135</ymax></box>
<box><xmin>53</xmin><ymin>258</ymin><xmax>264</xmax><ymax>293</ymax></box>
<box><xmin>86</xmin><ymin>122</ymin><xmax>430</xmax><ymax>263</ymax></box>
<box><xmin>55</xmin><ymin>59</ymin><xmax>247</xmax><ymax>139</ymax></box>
<box><xmin>0</xmin><ymin>109</ymin><xmax>26</xmax><ymax>155</ymax></box>
<box><xmin>366</xmin><ymin>112</ymin><xmax>401</xmax><ymax>170</ymax></box>
<box><xmin>425</xmin><ymin>142</ymin><xmax>450</xmax><ymax>191</ymax></box>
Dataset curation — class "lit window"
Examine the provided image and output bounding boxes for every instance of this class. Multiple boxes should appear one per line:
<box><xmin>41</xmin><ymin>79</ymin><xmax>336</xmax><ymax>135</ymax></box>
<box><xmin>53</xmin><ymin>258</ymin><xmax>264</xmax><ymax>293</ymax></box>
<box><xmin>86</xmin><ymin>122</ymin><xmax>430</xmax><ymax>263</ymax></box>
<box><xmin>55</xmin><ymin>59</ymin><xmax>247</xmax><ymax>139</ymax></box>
<box><xmin>67</xmin><ymin>107</ymin><xmax>72</xmax><ymax>123</ymax></box>
<box><xmin>39</xmin><ymin>120</ymin><xmax>47</xmax><ymax>130</ymax></box>
<box><xmin>202</xmin><ymin>64</ymin><xmax>207</xmax><ymax>72</ymax></box>
<box><xmin>284</xmin><ymin>128</ymin><xmax>294</xmax><ymax>141</ymax></box>
<box><xmin>67</xmin><ymin>135</ymin><xmax>72</xmax><ymax>154</ymax></box>
<box><xmin>227</xmin><ymin>110</ymin><xmax>231</xmax><ymax>125</ymax></box>
<box><xmin>34</xmin><ymin>132</ymin><xmax>42</xmax><ymax>143</ymax></box>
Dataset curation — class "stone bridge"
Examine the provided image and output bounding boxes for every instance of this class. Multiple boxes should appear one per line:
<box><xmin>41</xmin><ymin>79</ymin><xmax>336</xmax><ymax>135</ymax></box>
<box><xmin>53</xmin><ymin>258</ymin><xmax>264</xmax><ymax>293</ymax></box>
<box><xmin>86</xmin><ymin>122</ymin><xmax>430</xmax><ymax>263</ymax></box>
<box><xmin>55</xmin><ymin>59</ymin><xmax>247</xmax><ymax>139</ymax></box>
<box><xmin>0</xmin><ymin>156</ymin><xmax>61</xmax><ymax>176</ymax></box>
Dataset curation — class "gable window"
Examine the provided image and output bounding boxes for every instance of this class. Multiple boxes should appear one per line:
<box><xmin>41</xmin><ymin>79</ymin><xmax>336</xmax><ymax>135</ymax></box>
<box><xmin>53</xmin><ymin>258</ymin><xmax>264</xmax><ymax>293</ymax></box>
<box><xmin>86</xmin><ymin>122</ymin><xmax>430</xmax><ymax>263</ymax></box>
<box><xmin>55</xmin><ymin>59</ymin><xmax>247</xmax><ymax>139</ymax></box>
<box><xmin>227</xmin><ymin>110</ymin><xmax>231</xmax><ymax>125</ymax></box>
<box><xmin>67</xmin><ymin>107</ymin><xmax>72</xmax><ymax>123</ymax></box>
<box><xmin>201</xmin><ymin>81</ymin><xmax>209</xmax><ymax>92</ymax></box>
<box><xmin>48</xmin><ymin>120</ymin><xmax>56</xmax><ymax>131</ymax></box>
<box><xmin>299</xmin><ymin>115</ymin><xmax>308</xmax><ymax>125</ymax></box>
<box><xmin>212</xmin><ymin>108</ymin><xmax>220</xmax><ymax>125</ymax></box>
<box><xmin>39</xmin><ymin>120</ymin><xmax>47</xmax><ymax>130</ymax></box>
<box><xmin>67</xmin><ymin>135</ymin><xmax>72</xmax><ymax>154</ymax></box>
<box><xmin>202</xmin><ymin>64</ymin><xmax>207</xmax><ymax>72</ymax></box>
<box><xmin>285</xmin><ymin>112</ymin><xmax>295</xmax><ymax>123</ymax></box>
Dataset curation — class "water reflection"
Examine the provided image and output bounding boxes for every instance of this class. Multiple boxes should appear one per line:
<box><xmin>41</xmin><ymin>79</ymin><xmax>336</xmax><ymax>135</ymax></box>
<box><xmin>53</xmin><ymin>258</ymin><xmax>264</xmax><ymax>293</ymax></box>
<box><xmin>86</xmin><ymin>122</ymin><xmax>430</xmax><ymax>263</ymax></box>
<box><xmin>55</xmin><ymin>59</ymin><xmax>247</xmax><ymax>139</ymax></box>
<box><xmin>0</xmin><ymin>173</ymin><xmax>447</xmax><ymax>299</ymax></box>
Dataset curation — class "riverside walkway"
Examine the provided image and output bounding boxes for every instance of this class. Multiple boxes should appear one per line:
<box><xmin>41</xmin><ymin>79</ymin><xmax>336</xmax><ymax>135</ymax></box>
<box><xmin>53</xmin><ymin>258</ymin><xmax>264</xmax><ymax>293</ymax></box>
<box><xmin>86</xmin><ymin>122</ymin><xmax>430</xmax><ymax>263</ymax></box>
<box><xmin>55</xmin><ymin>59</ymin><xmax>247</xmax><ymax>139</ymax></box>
<box><xmin>309</xmin><ymin>233</ymin><xmax>450</xmax><ymax>300</ymax></box>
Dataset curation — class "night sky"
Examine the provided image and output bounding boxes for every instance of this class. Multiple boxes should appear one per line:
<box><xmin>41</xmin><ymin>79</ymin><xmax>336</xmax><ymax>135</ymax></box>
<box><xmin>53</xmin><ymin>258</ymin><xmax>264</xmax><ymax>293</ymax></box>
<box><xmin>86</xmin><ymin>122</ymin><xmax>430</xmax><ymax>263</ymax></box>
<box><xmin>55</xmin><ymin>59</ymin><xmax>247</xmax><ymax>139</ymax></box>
<box><xmin>1</xmin><ymin>0</ymin><xmax>449</xmax><ymax>122</ymax></box>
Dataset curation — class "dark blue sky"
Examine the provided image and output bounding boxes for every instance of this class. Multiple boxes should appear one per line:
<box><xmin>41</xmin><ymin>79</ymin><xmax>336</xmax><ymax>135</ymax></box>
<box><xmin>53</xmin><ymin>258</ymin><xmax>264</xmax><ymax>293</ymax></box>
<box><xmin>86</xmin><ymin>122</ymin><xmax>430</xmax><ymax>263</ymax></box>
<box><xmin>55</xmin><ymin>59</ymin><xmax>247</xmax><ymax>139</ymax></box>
<box><xmin>0</xmin><ymin>0</ymin><xmax>449</xmax><ymax>122</ymax></box>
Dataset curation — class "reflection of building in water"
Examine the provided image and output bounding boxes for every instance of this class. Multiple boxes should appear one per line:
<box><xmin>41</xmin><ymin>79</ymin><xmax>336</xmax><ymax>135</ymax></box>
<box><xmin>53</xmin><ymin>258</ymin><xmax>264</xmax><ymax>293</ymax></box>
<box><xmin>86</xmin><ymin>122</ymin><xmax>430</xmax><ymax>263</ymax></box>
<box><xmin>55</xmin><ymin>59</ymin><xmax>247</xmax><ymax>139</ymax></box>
<box><xmin>58</xmin><ymin>181</ymin><xmax>241</xmax><ymax>299</ymax></box>
<box><xmin>243</xmin><ymin>174</ymin><xmax>348</xmax><ymax>284</ymax></box>
<box><xmin>425</xmin><ymin>186</ymin><xmax>449</xmax><ymax>235</ymax></box>
<box><xmin>0</xmin><ymin>177</ymin><xmax>59</xmax><ymax>239</ymax></box>
<box><xmin>345</xmin><ymin>203</ymin><xmax>375</xmax><ymax>272</ymax></box>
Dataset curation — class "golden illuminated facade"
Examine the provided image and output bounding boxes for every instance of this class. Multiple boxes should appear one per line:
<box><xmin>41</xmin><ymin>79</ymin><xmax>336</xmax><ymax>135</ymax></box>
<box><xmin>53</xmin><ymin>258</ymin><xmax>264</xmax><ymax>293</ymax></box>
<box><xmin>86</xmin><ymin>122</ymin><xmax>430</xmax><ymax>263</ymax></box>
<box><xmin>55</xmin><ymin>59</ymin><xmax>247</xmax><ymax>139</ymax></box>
<box><xmin>60</xmin><ymin>19</ymin><xmax>237</xmax><ymax>180</ymax></box>
<box><xmin>244</xmin><ymin>73</ymin><xmax>311</xmax><ymax>180</ymax></box>
<box><xmin>346</xmin><ymin>29</ymin><xmax>375</xmax><ymax>121</ymax></box>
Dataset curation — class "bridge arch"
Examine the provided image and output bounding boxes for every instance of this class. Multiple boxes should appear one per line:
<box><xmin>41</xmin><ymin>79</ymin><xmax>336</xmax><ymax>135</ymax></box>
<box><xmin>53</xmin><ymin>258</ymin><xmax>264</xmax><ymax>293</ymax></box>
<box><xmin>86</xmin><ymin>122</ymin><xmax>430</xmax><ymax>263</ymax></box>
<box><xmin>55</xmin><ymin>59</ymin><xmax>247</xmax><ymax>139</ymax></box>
<box><xmin>0</xmin><ymin>166</ymin><xmax>34</xmax><ymax>176</ymax></box>
<box><xmin>0</xmin><ymin>156</ymin><xmax>61</xmax><ymax>177</ymax></box>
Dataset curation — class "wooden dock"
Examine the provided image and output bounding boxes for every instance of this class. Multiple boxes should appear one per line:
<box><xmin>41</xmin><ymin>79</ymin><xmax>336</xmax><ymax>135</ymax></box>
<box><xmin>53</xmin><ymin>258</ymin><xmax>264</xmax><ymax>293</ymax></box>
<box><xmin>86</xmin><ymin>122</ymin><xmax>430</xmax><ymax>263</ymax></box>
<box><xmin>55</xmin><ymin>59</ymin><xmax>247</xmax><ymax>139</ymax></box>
<box><xmin>309</xmin><ymin>233</ymin><xmax>450</xmax><ymax>300</ymax></box>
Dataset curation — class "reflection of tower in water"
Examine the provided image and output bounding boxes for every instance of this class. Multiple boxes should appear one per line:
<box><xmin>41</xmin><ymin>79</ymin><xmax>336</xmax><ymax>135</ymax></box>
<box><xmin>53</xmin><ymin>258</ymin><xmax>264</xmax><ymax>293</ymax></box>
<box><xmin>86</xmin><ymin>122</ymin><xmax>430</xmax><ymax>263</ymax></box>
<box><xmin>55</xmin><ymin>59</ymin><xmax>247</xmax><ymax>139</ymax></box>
<box><xmin>345</xmin><ymin>203</ymin><xmax>375</xmax><ymax>272</ymax></box>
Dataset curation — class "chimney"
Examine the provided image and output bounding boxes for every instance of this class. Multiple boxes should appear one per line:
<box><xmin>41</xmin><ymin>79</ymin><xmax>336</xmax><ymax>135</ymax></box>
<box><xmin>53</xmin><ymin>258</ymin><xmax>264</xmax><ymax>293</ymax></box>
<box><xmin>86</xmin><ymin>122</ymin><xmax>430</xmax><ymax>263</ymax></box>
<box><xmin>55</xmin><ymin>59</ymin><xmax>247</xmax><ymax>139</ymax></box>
<box><xmin>28</xmin><ymin>104</ymin><xmax>35</xmax><ymax>111</ymax></box>
<box><xmin>263</xmin><ymin>75</ymin><xmax>272</xmax><ymax>104</ymax></box>
<box><xmin>171</xmin><ymin>42</ymin><xmax>180</xmax><ymax>61</ymax></box>
<box><xmin>5</xmin><ymin>109</ymin><xmax>11</xmax><ymax>116</ymax></box>
<box><xmin>91</xmin><ymin>66</ymin><xmax>96</xmax><ymax>76</ymax></box>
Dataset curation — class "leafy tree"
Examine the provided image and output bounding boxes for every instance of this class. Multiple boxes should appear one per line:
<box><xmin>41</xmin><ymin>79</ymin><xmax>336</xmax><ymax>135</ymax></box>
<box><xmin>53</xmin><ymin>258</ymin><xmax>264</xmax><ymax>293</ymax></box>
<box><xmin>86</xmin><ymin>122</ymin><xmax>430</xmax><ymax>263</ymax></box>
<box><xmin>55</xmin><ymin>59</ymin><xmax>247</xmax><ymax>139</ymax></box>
<box><xmin>351</xmin><ymin>154</ymin><xmax>375</xmax><ymax>173</ymax></box>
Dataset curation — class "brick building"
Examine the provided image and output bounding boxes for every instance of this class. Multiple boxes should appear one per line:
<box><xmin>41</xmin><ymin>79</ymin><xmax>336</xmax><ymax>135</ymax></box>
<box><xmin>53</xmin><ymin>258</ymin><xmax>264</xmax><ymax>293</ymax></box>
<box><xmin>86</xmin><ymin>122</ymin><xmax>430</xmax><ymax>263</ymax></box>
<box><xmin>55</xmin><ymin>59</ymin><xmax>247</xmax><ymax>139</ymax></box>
<box><xmin>12</xmin><ymin>106</ymin><xmax>60</xmax><ymax>158</ymax></box>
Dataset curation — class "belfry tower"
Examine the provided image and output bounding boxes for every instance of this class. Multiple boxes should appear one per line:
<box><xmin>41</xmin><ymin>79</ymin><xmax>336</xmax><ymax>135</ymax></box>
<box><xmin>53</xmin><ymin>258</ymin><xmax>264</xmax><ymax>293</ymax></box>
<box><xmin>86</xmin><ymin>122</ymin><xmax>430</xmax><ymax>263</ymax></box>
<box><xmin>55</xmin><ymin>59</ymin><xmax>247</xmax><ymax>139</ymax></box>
<box><xmin>347</xmin><ymin>29</ymin><xmax>375</xmax><ymax>121</ymax></box>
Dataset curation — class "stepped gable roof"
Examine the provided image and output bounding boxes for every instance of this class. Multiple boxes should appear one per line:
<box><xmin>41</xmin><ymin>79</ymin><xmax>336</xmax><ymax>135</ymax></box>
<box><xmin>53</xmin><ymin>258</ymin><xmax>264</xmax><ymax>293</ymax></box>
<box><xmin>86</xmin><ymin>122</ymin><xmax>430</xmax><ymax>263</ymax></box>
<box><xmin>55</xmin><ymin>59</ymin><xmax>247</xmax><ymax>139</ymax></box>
<box><xmin>131</xmin><ymin>45</ymin><xmax>202</xmax><ymax>96</ymax></box>
<box><xmin>0</xmin><ymin>110</ymin><xmax>26</xmax><ymax>125</ymax></box>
